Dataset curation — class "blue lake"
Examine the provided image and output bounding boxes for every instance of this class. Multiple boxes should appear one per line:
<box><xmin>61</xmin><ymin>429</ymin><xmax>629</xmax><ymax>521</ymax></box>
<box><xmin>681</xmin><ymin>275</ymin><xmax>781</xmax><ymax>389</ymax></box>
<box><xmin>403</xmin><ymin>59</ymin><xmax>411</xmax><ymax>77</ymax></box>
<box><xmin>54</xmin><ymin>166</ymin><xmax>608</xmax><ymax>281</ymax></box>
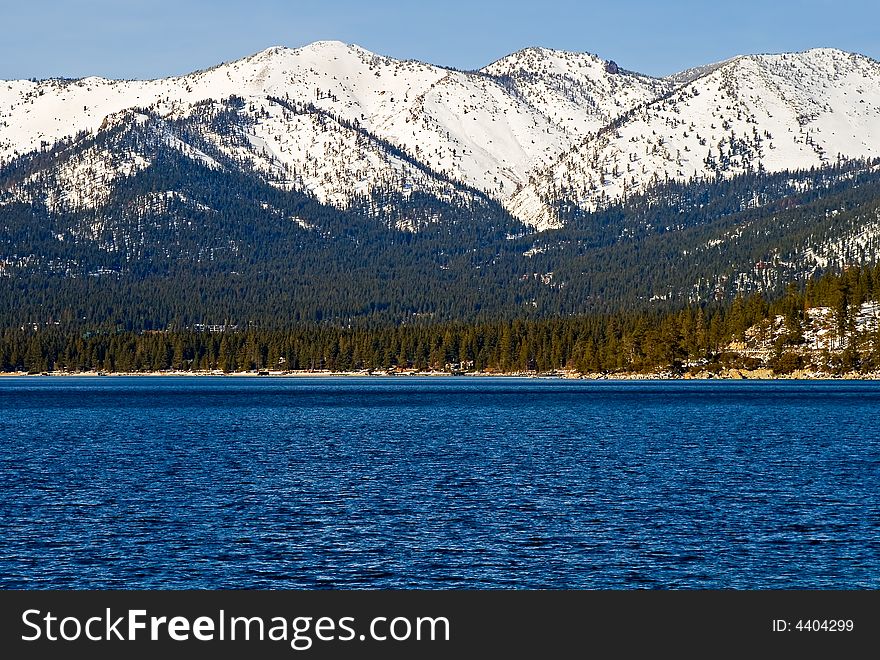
<box><xmin>1</xmin><ymin>377</ymin><xmax>878</xmax><ymax>589</ymax></box>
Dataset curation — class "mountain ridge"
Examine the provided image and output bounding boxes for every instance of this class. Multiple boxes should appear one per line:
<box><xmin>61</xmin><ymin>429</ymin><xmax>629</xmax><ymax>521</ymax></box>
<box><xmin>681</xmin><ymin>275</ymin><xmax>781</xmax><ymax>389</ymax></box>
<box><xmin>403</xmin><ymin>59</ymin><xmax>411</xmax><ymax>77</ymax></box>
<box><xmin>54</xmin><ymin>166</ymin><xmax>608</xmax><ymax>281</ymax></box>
<box><xmin>4</xmin><ymin>42</ymin><xmax>878</xmax><ymax>230</ymax></box>
<box><xmin>3</xmin><ymin>42</ymin><xmax>880</xmax><ymax>328</ymax></box>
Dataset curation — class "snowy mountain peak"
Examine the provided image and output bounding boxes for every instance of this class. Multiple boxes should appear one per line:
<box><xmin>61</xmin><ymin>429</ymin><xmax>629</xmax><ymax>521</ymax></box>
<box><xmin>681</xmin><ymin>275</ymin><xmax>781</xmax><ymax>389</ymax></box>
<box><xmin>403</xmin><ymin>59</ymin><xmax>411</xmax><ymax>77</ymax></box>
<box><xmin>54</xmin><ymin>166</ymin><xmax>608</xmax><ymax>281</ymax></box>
<box><xmin>508</xmin><ymin>46</ymin><xmax>880</xmax><ymax>228</ymax></box>
<box><xmin>297</xmin><ymin>39</ymin><xmax>360</xmax><ymax>52</ymax></box>
<box><xmin>484</xmin><ymin>45</ymin><xmax>605</xmax><ymax>69</ymax></box>
<box><xmin>3</xmin><ymin>42</ymin><xmax>880</xmax><ymax>232</ymax></box>
<box><xmin>233</xmin><ymin>41</ymin><xmax>369</xmax><ymax>63</ymax></box>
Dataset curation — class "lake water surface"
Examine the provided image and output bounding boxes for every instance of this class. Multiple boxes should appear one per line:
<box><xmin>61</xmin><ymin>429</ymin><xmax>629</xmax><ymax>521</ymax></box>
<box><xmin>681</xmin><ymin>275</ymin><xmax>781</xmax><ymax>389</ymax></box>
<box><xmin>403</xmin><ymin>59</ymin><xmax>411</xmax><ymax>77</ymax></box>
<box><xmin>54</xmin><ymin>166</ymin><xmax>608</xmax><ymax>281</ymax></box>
<box><xmin>1</xmin><ymin>377</ymin><xmax>877</xmax><ymax>589</ymax></box>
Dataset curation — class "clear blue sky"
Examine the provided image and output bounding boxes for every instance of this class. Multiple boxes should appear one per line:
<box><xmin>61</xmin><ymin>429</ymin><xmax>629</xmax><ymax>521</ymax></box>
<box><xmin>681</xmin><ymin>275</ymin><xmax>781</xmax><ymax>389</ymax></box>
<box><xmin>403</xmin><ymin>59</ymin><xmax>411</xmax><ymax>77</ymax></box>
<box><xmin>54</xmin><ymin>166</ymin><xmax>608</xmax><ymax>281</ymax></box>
<box><xmin>3</xmin><ymin>0</ymin><xmax>878</xmax><ymax>80</ymax></box>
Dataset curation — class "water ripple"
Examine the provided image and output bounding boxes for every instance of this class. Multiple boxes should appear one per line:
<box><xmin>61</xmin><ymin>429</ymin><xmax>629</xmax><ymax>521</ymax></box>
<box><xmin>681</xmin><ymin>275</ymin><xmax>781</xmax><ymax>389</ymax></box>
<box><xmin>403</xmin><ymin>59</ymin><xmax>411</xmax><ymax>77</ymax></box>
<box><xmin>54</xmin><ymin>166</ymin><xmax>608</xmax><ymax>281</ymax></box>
<box><xmin>1</xmin><ymin>377</ymin><xmax>878</xmax><ymax>589</ymax></box>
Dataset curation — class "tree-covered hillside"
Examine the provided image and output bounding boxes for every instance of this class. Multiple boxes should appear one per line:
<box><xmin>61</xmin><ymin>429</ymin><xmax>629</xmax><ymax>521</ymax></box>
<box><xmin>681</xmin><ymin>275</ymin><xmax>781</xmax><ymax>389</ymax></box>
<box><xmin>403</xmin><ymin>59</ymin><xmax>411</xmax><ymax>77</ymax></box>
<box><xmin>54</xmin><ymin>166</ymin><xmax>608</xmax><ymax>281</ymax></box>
<box><xmin>6</xmin><ymin>266</ymin><xmax>880</xmax><ymax>377</ymax></box>
<box><xmin>2</xmin><ymin>148</ymin><xmax>880</xmax><ymax>328</ymax></box>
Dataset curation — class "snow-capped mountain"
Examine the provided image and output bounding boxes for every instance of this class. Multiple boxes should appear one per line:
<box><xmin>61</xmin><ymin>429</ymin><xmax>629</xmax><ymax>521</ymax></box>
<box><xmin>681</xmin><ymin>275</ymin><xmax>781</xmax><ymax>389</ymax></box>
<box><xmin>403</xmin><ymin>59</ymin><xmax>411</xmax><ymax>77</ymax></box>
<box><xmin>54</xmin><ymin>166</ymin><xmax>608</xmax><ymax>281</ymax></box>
<box><xmin>1</xmin><ymin>41</ymin><xmax>879</xmax><ymax>235</ymax></box>
<box><xmin>512</xmin><ymin>48</ymin><xmax>880</xmax><ymax>228</ymax></box>
<box><xmin>0</xmin><ymin>41</ymin><xmax>662</xmax><ymax>228</ymax></box>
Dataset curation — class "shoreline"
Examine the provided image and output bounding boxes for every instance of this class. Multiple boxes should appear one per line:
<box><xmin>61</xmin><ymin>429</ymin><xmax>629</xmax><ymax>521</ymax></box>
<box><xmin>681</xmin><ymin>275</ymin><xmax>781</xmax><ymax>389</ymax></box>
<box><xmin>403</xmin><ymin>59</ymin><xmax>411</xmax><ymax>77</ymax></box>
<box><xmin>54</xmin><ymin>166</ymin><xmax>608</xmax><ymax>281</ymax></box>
<box><xmin>3</xmin><ymin>368</ymin><xmax>880</xmax><ymax>380</ymax></box>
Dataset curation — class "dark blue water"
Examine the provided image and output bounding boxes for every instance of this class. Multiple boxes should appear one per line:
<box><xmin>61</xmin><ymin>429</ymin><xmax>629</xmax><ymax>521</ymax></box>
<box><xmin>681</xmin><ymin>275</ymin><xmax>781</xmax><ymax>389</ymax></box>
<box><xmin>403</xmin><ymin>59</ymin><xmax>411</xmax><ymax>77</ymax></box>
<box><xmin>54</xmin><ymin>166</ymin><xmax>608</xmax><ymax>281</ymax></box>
<box><xmin>1</xmin><ymin>377</ymin><xmax>878</xmax><ymax>589</ymax></box>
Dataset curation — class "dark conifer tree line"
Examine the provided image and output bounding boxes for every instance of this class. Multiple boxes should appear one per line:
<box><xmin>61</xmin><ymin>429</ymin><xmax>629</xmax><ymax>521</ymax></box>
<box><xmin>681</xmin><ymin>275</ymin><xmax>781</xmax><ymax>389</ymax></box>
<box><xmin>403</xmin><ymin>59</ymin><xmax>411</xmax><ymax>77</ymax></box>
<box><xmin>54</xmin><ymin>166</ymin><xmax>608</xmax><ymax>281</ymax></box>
<box><xmin>5</xmin><ymin>266</ymin><xmax>880</xmax><ymax>376</ymax></box>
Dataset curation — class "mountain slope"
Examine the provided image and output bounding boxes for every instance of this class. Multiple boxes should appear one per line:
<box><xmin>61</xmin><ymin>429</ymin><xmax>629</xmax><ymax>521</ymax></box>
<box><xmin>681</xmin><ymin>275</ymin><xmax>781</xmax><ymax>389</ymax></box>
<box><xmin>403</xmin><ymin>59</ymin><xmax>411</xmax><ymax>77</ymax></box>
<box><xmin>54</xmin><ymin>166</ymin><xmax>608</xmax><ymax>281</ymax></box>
<box><xmin>4</xmin><ymin>43</ymin><xmax>880</xmax><ymax>328</ymax></box>
<box><xmin>512</xmin><ymin>48</ymin><xmax>880</xmax><ymax>227</ymax></box>
<box><xmin>3</xmin><ymin>155</ymin><xmax>880</xmax><ymax>328</ymax></box>
<box><xmin>9</xmin><ymin>43</ymin><xmax>878</xmax><ymax>231</ymax></box>
<box><xmin>1</xmin><ymin>41</ymin><xmax>662</xmax><ymax>228</ymax></box>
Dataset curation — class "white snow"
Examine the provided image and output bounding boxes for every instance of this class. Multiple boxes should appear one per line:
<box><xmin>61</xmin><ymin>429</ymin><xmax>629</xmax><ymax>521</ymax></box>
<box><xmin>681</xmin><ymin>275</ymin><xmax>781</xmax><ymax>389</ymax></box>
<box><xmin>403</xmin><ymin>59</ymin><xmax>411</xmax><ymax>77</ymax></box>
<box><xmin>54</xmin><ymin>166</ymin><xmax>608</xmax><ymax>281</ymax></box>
<box><xmin>514</xmin><ymin>48</ymin><xmax>880</xmax><ymax>226</ymax></box>
<box><xmin>802</xmin><ymin>209</ymin><xmax>880</xmax><ymax>269</ymax></box>
<box><xmin>10</xmin><ymin>144</ymin><xmax>150</xmax><ymax>212</ymax></box>
<box><xmin>2</xmin><ymin>43</ymin><xmax>880</xmax><ymax>230</ymax></box>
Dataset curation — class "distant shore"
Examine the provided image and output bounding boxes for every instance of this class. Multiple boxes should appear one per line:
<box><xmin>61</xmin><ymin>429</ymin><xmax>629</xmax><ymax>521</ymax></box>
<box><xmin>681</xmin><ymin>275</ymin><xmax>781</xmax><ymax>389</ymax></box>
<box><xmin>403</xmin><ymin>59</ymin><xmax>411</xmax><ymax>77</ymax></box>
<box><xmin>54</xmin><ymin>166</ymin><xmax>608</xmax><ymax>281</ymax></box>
<box><xmin>3</xmin><ymin>368</ymin><xmax>880</xmax><ymax>380</ymax></box>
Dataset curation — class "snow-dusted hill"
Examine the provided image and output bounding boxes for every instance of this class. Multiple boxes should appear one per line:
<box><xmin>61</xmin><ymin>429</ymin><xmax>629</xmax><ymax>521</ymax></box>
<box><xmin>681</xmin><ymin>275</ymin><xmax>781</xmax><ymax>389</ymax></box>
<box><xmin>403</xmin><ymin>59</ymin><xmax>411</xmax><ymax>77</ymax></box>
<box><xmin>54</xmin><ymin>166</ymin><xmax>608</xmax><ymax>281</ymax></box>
<box><xmin>2</xmin><ymin>42</ymin><xmax>880</xmax><ymax>231</ymax></box>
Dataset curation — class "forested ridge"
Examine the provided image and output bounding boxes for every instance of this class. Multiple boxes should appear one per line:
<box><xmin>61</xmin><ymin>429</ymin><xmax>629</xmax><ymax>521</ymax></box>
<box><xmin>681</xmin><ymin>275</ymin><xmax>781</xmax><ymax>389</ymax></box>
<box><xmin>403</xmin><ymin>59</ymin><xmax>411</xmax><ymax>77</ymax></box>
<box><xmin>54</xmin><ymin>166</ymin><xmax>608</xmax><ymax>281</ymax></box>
<box><xmin>5</xmin><ymin>266</ymin><xmax>880</xmax><ymax>376</ymax></box>
<box><xmin>3</xmin><ymin>150</ymin><xmax>880</xmax><ymax>328</ymax></box>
